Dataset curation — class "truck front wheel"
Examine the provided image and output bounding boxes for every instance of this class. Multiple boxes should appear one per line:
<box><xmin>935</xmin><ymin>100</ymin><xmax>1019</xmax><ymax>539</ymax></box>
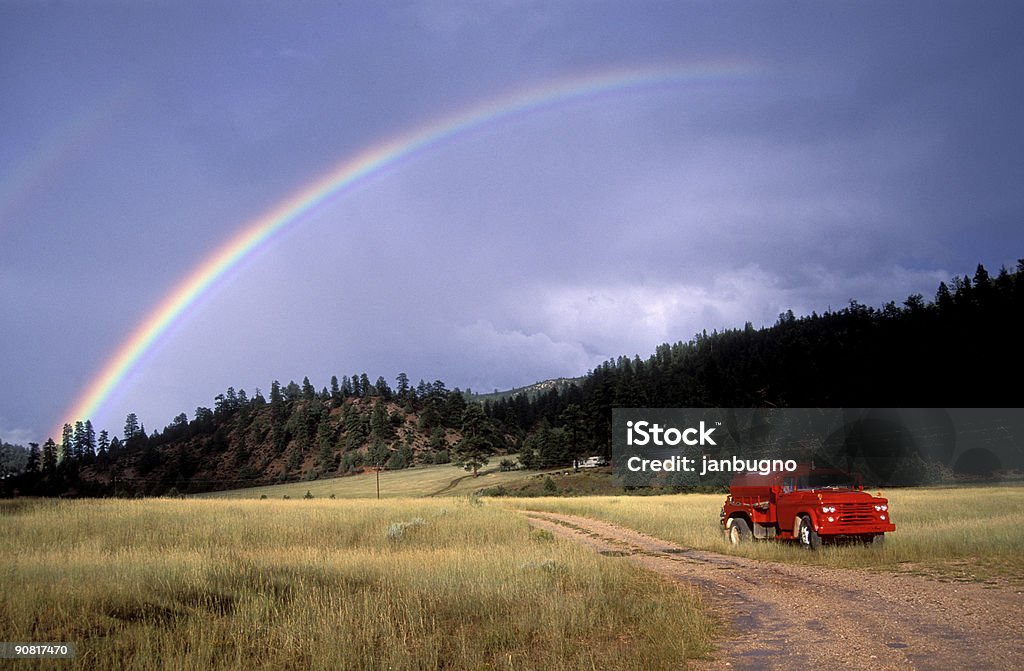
<box><xmin>798</xmin><ymin>516</ymin><xmax>822</xmax><ymax>550</ymax></box>
<box><xmin>727</xmin><ymin>517</ymin><xmax>751</xmax><ymax>545</ymax></box>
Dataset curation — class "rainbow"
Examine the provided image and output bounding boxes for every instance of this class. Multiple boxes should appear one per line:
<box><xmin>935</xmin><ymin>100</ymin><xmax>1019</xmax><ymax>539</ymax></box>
<box><xmin>53</xmin><ymin>63</ymin><xmax>752</xmax><ymax>438</ymax></box>
<box><xmin>1</xmin><ymin>86</ymin><xmax>127</xmax><ymax>226</ymax></box>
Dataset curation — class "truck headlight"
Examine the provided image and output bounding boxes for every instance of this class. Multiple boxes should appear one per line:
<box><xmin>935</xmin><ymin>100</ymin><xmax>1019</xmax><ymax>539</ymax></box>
<box><xmin>881</xmin><ymin>505</ymin><xmax>887</xmax><ymax>511</ymax></box>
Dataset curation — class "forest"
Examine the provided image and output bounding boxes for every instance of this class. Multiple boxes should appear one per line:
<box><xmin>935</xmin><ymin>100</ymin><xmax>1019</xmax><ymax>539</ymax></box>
<box><xmin>3</xmin><ymin>260</ymin><xmax>1022</xmax><ymax>497</ymax></box>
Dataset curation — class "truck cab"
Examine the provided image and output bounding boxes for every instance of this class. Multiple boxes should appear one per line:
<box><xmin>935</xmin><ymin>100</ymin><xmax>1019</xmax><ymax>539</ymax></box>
<box><xmin>720</xmin><ymin>464</ymin><xmax>895</xmax><ymax>549</ymax></box>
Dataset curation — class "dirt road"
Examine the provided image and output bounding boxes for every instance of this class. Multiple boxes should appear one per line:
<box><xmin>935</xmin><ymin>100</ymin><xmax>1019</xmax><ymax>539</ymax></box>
<box><xmin>521</xmin><ymin>511</ymin><xmax>1023</xmax><ymax>670</ymax></box>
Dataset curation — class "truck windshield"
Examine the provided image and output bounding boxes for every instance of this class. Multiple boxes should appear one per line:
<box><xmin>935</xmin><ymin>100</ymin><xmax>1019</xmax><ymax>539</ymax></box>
<box><xmin>797</xmin><ymin>472</ymin><xmax>855</xmax><ymax>490</ymax></box>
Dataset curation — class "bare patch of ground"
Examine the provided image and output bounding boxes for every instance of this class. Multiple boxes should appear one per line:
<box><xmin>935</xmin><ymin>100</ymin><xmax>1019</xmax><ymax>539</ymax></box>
<box><xmin>521</xmin><ymin>511</ymin><xmax>1023</xmax><ymax>670</ymax></box>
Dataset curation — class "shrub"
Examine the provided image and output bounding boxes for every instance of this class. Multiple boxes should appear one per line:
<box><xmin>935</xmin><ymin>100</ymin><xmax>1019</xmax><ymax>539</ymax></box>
<box><xmin>386</xmin><ymin>523</ymin><xmax>405</xmax><ymax>541</ymax></box>
<box><xmin>385</xmin><ymin>444</ymin><xmax>413</xmax><ymax>470</ymax></box>
<box><xmin>530</xmin><ymin>528</ymin><xmax>554</xmax><ymax>542</ymax></box>
<box><xmin>386</xmin><ymin>517</ymin><xmax>427</xmax><ymax>541</ymax></box>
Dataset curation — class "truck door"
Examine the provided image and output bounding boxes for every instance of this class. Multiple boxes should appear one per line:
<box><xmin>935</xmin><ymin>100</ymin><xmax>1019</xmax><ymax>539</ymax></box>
<box><xmin>776</xmin><ymin>475</ymin><xmax>798</xmax><ymax>536</ymax></box>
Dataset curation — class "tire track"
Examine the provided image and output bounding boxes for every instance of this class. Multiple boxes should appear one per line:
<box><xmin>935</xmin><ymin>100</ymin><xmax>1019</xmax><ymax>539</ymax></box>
<box><xmin>520</xmin><ymin>511</ymin><xmax>1023</xmax><ymax>670</ymax></box>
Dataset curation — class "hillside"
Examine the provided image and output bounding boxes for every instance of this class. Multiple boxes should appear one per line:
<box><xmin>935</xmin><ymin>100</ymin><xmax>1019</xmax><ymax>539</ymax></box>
<box><xmin>5</xmin><ymin>259</ymin><xmax>1023</xmax><ymax>498</ymax></box>
<box><xmin>8</xmin><ymin>382</ymin><xmax>510</xmax><ymax>497</ymax></box>
<box><xmin>479</xmin><ymin>261</ymin><xmax>1024</xmax><ymax>480</ymax></box>
<box><xmin>470</xmin><ymin>377</ymin><xmax>583</xmax><ymax>403</ymax></box>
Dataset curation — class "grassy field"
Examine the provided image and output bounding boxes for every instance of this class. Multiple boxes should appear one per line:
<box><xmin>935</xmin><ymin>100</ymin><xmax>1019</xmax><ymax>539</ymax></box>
<box><xmin>500</xmin><ymin>484</ymin><xmax>1024</xmax><ymax>581</ymax></box>
<box><xmin>0</xmin><ymin>498</ymin><xmax>715</xmax><ymax>670</ymax></box>
<box><xmin>195</xmin><ymin>463</ymin><xmax>556</xmax><ymax>500</ymax></box>
<box><xmin>4</xmin><ymin>485</ymin><xmax>1018</xmax><ymax>669</ymax></box>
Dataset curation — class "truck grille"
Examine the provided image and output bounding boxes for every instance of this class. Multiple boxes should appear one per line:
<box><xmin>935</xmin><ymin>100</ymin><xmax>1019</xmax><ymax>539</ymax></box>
<box><xmin>837</xmin><ymin>502</ymin><xmax>876</xmax><ymax>523</ymax></box>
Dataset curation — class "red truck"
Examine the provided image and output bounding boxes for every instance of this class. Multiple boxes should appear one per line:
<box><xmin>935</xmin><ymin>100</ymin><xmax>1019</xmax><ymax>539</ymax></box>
<box><xmin>720</xmin><ymin>464</ymin><xmax>895</xmax><ymax>549</ymax></box>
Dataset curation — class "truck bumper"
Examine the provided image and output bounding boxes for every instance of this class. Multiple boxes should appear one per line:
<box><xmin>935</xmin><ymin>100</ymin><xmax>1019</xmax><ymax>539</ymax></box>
<box><xmin>818</xmin><ymin>522</ymin><xmax>895</xmax><ymax>536</ymax></box>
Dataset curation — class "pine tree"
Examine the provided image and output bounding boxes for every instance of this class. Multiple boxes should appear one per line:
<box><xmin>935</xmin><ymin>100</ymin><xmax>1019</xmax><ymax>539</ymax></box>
<box><xmin>107</xmin><ymin>436</ymin><xmax>122</xmax><ymax>461</ymax></box>
<box><xmin>445</xmin><ymin>390</ymin><xmax>467</xmax><ymax>425</ymax></box>
<box><xmin>396</xmin><ymin>372</ymin><xmax>410</xmax><ymax>399</ymax></box>
<box><xmin>330</xmin><ymin>376</ymin><xmax>342</xmax><ymax>406</ymax></box>
<box><xmin>559</xmin><ymin>403</ymin><xmax>586</xmax><ymax>462</ymax></box>
<box><xmin>429</xmin><ymin>426</ymin><xmax>447</xmax><ymax>453</ymax></box>
<box><xmin>375</xmin><ymin>376</ymin><xmax>393</xmax><ymax>400</ymax></box>
<box><xmin>97</xmin><ymin>430</ymin><xmax>109</xmax><ymax>462</ymax></box>
<box><xmin>316</xmin><ymin>418</ymin><xmax>335</xmax><ymax>470</ymax></box>
<box><xmin>42</xmin><ymin>438</ymin><xmax>57</xmax><ymax>472</ymax></box>
<box><xmin>454</xmin><ymin>404</ymin><xmax>492</xmax><ymax>476</ymax></box>
<box><xmin>936</xmin><ymin>281</ymin><xmax>953</xmax><ymax>313</ymax></box>
<box><xmin>973</xmin><ymin>264</ymin><xmax>992</xmax><ymax>306</ymax></box>
<box><xmin>124</xmin><ymin>413</ymin><xmax>140</xmax><ymax>441</ymax></box>
<box><xmin>366</xmin><ymin>437</ymin><xmax>389</xmax><ymax>468</ymax></box>
<box><xmin>370</xmin><ymin>397</ymin><xmax>392</xmax><ymax>440</ymax></box>
<box><xmin>83</xmin><ymin>420</ymin><xmax>96</xmax><ymax>462</ymax></box>
<box><xmin>60</xmin><ymin>423</ymin><xmax>73</xmax><ymax>463</ymax></box>
<box><xmin>73</xmin><ymin>420</ymin><xmax>86</xmax><ymax>460</ymax></box>
<box><xmin>26</xmin><ymin>443</ymin><xmax>40</xmax><ymax>472</ymax></box>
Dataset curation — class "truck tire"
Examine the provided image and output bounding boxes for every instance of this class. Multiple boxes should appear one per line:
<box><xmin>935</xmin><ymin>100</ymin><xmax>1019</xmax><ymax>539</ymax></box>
<box><xmin>869</xmin><ymin>533</ymin><xmax>885</xmax><ymax>548</ymax></box>
<box><xmin>727</xmin><ymin>517</ymin><xmax>751</xmax><ymax>545</ymax></box>
<box><xmin>798</xmin><ymin>516</ymin><xmax>822</xmax><ymax>550</ymax></box>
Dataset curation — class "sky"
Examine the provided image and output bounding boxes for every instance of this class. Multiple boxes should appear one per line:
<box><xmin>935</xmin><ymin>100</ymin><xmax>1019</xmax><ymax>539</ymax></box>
<box><xmin>1</xmin><ymin>2</ymin><xmax>1022</xmax><ymax>445</ymax></box>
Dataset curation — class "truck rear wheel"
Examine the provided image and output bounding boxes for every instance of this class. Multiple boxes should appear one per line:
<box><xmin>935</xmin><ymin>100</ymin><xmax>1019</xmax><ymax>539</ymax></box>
<box><xmin>727</xmin><ymin>517</ymin><xmax>751</xmax><ymax>545</ymax></box>
<box><xmin>798</xmin><ymin>516</ymin><xmax>822</xmax><ymax>550</ymax></box>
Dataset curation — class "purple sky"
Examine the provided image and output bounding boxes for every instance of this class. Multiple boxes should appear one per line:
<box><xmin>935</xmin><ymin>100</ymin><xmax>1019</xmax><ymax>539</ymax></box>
<box><xmin>2</xmin><ymin>2</ymin><xmax>1023</xmax><ymax>444</ymax></box>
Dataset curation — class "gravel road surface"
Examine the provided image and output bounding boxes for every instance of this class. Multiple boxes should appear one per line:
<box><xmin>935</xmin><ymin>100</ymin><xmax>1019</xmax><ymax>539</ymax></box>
<box><xmin>521</xmin><ymin>511</ymin><xmax>1023</xmax><ymax>670</ymax></box>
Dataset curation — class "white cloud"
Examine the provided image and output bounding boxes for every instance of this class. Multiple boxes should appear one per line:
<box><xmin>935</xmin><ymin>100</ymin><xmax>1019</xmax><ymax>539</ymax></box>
<box><xmin>0</xmin><ymin>422</ymin><xmax>37</xmax><ymax>447</ymax></box>
<box><xmin>493</xmin><ymin>263</ymin><xmax>951</xmax><ymax>365</ymax></box>
<box><xmin>453</xmin><ymin>320</ymin><xmax>598</xmax><ymax>388</ymax></box>
<box><xmin>519</xmin><ymin>266</ymin><xmax>784</xmax><ymax>356</ymax></box>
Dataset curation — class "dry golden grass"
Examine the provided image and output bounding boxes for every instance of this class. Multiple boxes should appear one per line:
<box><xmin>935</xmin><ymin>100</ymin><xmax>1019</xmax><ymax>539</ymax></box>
<box><xmin>0</xmin><ymin>498</ymin><xmax>715</xmax><ymax>670</ymax></box>
<box><xmin>500</xmin><ymin>485</ymin><xmax>1024</xmax><ymax>579</ymax></box>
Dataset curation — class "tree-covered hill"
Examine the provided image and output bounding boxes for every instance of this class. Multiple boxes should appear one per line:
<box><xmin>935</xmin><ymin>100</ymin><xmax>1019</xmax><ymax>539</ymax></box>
<box><xmin>483</xmin><ymin>261</ymin><xmax>1024</xmax><ymax>471</ymax></box>
<box><xmin>7</xmin><ymin>377</ymin><xmax>504</xmax><ymax>497</ymax></box>
<box><xmin>5</xmin><ymin>260</ymin><xmax>1021</xmax><ymax>497</ymax></box>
